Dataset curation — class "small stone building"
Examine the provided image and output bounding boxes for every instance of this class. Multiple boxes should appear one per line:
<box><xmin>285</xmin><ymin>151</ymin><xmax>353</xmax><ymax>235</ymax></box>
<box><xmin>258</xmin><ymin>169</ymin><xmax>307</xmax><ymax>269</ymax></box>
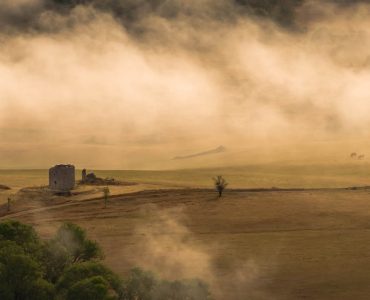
<box><xmin>49</xmin><ymin>164</ymin><xmax>75</xmax><ymax>192</ymax></box>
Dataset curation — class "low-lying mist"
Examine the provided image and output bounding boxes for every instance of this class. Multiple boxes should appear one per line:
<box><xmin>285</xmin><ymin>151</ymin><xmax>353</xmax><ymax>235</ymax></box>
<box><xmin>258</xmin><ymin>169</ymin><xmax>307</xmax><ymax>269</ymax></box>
<box><xmin>131</xmin><ymin>206</ymin><xmax>270</xmax><ymax>300</ymax></box>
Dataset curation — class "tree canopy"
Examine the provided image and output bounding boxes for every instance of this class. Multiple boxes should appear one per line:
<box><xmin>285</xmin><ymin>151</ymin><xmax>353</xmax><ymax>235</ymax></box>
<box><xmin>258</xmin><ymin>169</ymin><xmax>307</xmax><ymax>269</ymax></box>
<box><xmin>0</xmin><ymin>220</ymin><xmax>212</xmax><ymax>300</ymax></box>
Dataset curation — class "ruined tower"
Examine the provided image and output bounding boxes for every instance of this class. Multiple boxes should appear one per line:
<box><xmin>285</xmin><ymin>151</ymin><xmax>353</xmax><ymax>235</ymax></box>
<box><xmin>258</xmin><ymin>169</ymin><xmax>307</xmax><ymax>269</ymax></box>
<box><xmin>49</xmin><ymin>164</ymin><xmax>75</xmax><ymax>192</ymax></box>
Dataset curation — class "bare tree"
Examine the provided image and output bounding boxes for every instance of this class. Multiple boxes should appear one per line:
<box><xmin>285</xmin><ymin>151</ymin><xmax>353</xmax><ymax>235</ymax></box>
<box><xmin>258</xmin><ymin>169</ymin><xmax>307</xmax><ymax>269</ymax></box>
<box><xmin>103</xmin><ymin>186</ymin><xmax>110</xmax><ymax>208</ymax></box>
<box><xmin>213</xmin><ymin>175</ymin><xmax>228</xmax><ymax>197</ymax></box>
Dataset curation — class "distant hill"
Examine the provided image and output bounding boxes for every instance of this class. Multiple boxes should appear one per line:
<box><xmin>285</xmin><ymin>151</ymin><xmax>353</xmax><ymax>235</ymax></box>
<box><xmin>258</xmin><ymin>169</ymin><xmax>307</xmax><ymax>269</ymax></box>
<box><xmin>0</xmin><ymin>184</ymin><xmax>10</xmax><ymax>190</ymax></box>
<box><xmin>173</xmin><ymin>146</ymin><xmax>227</xmax><ymax>160</ymax></box>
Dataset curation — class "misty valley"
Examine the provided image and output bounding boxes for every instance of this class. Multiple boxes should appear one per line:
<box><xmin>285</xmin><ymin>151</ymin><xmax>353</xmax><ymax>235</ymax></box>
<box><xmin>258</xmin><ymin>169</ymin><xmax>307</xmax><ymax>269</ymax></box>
<box><xmin>2</xmin><ymin>0</ymin><xmax>370</xmax><ymax>299</ymax></box>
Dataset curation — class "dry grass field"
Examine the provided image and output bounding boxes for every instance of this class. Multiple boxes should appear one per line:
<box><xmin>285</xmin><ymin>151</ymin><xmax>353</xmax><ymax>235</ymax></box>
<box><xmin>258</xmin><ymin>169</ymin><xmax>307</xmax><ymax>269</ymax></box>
<box><xmin>2</xmin><ymin>185</ymin><xmax>370</xmax><ymax>299</ymax></box>
<box><xmin>1</xmin><ymin>163</ymin><xmax>370</xmax><ymax>189</ymax></box>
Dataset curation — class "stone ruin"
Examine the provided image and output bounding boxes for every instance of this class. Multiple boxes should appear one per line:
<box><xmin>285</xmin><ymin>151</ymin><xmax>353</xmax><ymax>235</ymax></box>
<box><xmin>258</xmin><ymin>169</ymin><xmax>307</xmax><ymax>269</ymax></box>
<box><xmin>49</xmin><ymin>164</ymin><xmax>75</xmax><ymax>192</ymax></box>
<box><xmin>80</xmin><ymin>169</ymin><xmax>119</xmax><ymax>185</ymax></box>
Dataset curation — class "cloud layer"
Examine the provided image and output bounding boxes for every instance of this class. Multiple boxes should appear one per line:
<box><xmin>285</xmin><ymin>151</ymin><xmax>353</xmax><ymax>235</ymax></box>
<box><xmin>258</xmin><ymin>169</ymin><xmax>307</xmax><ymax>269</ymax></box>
<box><xmin>1</xmin><ymin>0</ymin><xmax>370</xmax><ymax>168</ymax></box>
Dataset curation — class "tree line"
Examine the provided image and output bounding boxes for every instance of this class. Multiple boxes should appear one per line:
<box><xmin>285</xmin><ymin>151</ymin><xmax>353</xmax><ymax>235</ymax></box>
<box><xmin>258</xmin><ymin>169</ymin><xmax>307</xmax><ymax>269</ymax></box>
<box><xmin>0</xmin><ymin>220</ymin><xmax>211</xmax><ymax>300</ymax></box>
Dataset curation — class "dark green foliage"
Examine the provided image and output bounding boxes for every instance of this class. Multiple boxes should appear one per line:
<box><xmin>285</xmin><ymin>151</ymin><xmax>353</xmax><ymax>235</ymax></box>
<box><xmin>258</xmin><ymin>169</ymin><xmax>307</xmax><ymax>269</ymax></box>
<box><xmin>152</xmin><ymin>279</ymin><xmax>211</xmax><ymax>300</ymax></box>
<box><xmin>125</xmin><ymin>268</ymin><xmax>158</xmax><ymax>300</ymax></box>
<box><xmin>0</xmin><ymin>220</ymin><xmax>40</xmax><ymax>254</ymax></box>
<box><xmin>40</xmin><ymin>239</ymin><xmax>72</xmax><ymax>283</ymax></box>
<box><xmin>66</xmin><ymin>276</ymin><xmax>112</xmax><ymax>300</ymax></box>
<box><xmin>124</xmin><ymin>268</ymin><xmax>212</xmax><ymax>300</ymax></box>
<box><xmin>0</xmin><ymin>220</ymin><xmax>212</xmax><ymax>300</ymax></box>
<box><xmin>56</xmin><ymin>261</ymin><xmax>124</xmax><ymax>299</ymax></box>
<box><xmin>0</xmin><ymin>221</ymin><xmax>107</xmax><ymax>300</ymax></box>
<box><xmin>28</xmin><ymin>279</ymin><xmax>55</xmax><ymax>300</ymax></box>
<box><xmin>55</xmin><ymin>222</ymin><xmax>103</xmax><ymax>263</ymax></box>
<box><xmin>0</xmin><ymin>241</ymin><xmax>54</xmax><ymax>300</ymax></box>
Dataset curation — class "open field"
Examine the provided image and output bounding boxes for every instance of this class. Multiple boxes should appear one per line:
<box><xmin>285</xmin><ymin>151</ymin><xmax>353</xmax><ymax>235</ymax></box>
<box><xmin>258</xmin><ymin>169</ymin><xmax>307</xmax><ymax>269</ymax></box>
<box><xmin>1</xmin><ymin>163</ymin><xmax>370</xmax><ymax>189</ymax></box>
<box><xmin>2</xmin><ymin>186</ymin><xmax>370</xmax><ymax>299</ymax></box>
<box><xmin>2</xmin><ymin>163</ymin><xmax>370</xmax><ymax>204</ymax></box>
<box><xmin>1</xmin><ymin>166</ymin><xmax>370</xmax><ymax>299</ymax></box>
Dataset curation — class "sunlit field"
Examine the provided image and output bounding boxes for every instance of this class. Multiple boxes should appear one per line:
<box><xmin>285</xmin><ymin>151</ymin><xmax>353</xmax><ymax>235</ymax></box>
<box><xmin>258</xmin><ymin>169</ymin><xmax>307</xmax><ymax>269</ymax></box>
<box><xmin>4</xmin><ymin>187</ymin><xmax>370</xmax><ymax>300</ymax></box>
<box><xmin>1</xmin><ymin>163</ymin><xmax>370</xmax><ymax>190</ymax></box>
<box><xmin>2</xmin><ymin>163</ymin><xmax>370</xmax><ymax>299</ymax></box>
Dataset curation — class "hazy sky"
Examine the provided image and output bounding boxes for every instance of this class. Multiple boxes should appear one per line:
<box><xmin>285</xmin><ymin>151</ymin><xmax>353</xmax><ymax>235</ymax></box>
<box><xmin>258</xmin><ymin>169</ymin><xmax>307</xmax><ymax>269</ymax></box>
<box><xmin>1</xmin><ymin>0</ymin><xmax>370</xmax><ymax>169</ymax></box>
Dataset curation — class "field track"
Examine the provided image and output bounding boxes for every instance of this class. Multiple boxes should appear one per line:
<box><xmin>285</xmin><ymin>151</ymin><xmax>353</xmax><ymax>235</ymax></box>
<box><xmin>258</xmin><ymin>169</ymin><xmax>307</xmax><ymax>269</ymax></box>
<box><xmin>3</xmin><ymin>187</ymin><xmax>370</xmax><ymax>299</ymax></box>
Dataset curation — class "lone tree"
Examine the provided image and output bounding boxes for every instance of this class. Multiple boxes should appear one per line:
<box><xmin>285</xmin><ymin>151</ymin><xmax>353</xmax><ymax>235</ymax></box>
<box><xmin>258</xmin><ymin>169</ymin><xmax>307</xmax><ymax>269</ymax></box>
<box><xmin>213</xmin><ymin>175</ymin><xmax>228</xmax><ymax>197</ymax></box>
<box><xmin>7</xmin><ymin>197</ymin><xmax>11</xmax><ymax>212</ymax></box>
<box><xmin>103</xmin><ymin>186</ymin><xmax>110</xmax><ymax>208</ymax></box>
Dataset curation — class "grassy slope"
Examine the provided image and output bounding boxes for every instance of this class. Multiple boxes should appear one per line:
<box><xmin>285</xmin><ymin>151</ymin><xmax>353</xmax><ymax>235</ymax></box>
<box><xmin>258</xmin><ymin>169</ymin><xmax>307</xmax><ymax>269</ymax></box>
<box><xmin>5</xmin><ymin>188</ymin><xmax>370</xmax><ymax>300</ymax></box>
<box><xmin>1</xmin><ymin>164</ymin><xmax>370</xmax><ymax>298</ymax></box>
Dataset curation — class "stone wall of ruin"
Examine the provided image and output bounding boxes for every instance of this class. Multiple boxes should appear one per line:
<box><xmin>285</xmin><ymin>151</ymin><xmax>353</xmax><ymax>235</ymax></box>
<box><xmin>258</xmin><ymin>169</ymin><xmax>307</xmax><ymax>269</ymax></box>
<box><xmin>49</xmin><ymin>164</ymin><xmax>75</xmax><ymax>192</ymax></box>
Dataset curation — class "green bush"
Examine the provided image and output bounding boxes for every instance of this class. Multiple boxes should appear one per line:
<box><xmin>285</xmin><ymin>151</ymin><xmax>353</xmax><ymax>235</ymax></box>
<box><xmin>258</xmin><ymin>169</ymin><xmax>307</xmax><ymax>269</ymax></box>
<box><xmin>0</xmin><ymin>220</ymin><xmax>212</xmax><ymax>300</ymax></box>
<box><xmin>56</xmin><ymin>261</ymin><xmax>124</xmax><ymax>299</ymax></box>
